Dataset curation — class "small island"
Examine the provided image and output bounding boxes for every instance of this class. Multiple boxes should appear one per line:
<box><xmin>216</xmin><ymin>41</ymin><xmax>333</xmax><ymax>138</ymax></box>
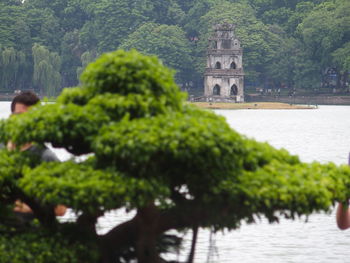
<box><xmin>192</xmin><ymin>102</ymin><xmax>316</xmax><ymax>110</ymax></box>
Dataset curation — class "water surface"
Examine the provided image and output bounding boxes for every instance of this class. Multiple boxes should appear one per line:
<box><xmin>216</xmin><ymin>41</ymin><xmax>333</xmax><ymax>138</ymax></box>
<box><xmin>1</xmin><ymin>102</ymin><xmax>350</xmax><ymax>262</ymax></box>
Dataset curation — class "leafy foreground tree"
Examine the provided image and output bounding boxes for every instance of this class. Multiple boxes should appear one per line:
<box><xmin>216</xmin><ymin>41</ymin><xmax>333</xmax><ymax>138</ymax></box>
<box><xmin>1</xmin><ymin>50</ymin><xmax>350</xmax><ymax>263</ymax></box>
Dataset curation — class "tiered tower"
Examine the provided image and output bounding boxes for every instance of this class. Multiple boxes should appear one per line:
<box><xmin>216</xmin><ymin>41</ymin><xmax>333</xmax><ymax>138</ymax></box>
<box><xmin>204</xmin><ymin>23</ymin><xmax>244</xmax><ymax>102</ymax></box>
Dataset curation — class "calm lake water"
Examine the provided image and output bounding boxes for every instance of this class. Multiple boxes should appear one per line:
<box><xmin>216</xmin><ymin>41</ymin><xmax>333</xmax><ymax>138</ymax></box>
<box><xmin>1</xmin><ymin>102</ymin><xmax>350</xmax><ymax>262</ymax></box>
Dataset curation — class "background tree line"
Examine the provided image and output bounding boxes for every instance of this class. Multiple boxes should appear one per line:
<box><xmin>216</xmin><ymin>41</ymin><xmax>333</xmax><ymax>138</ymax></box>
<box><xmin>2</xmin><ymin>48</ymin><xmax>350</xmax><ymax>263</ymax></box>
<box><xmin>0</xmin><ymin>0</ymin><xmax>349</xmax><ymax>96</ymax></box>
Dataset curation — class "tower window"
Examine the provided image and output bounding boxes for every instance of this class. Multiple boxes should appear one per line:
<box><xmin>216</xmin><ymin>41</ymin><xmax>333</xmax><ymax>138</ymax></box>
<box><xmin>230</xmin><ymin>62</ymin><xmax>236</xmax><ymax>69</ymax></box>
<box><xmin>222</xmin><ymin>40</ymin><xmax>231</xmax><ymax>49</ymax></box>
<box><xmin>213</xmin><ymin>84</ymin><xmax>221</xmax><ymax>95</ymax></box>
<box><xmin>215</xmin><ymin>62</ymin><xmax>221</xmax><ymax>69</ymax></box>
<box><xmin>230</xmin><ymin>84</ymin><xmax>238</xmax><ymax>96</ymax></box>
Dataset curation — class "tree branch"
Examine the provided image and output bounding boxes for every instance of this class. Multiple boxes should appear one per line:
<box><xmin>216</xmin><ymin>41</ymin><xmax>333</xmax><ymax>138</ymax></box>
<box><xmin>98</xmin><ymin>216</ymin><xmax>138</xmax><ymax>263</ymax></box>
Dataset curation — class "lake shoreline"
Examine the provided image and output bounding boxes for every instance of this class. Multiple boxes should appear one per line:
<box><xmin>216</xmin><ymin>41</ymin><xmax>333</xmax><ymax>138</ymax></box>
<box><xmin>191</xmin><ymin>102</ymin><xmax>316</xmax><ymax>110</ymax></box>
<box><xmin>245</xmin><ymin>94</ymin><xmax>350</xmax><ymax>105</ymax></box>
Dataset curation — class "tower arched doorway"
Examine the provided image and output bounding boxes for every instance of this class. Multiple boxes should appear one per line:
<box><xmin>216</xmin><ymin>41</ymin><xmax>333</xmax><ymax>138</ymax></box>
<box><xmin>213</xmin><ymin>84</ymin><xmax>221</xmax><ymax>96</ymax></box>
<box><xmin>230</xmin><ymin>62</ymin><xmax>236</xmax><ymax>69</ymax></box>
<box><xmin>230</xmin><ymin>84</ymin><xmax>238</xmax><ymax>96</ymax></box>
<box><xmin>215</xmin><ymin>62</ymin><xmax>221</xmax><ymax>69</ymax></box>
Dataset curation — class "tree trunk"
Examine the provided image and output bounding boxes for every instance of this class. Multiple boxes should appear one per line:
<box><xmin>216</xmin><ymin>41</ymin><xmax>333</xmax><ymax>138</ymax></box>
<box><xmin>135</xmin><ymin>204</ymin><xmax>163</xmax><ymax>263</ymax></box>
<box><xmin>187</xmin><ymin>225</ymin><xmax>198</xmax><ymax>263</ymax></box>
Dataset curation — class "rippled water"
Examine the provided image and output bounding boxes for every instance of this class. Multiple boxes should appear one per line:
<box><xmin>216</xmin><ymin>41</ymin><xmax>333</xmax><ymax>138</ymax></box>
<box><xmin>1</xmin><ymin>102</ymin><xmax>350</xmax><ymax>262</ymax></box>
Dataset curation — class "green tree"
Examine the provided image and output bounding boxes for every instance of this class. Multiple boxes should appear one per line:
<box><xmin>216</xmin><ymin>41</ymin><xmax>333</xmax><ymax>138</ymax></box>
<box><xmin>78</xmin><ymin>21</ymin><xmax>98</xmax><ymax>51</ymax></box>
<box><xmin>120</xmin><ymin>22</ymin><xmax>193</xmax><ymax>87</ymax></box>
<box><xmin>83</xmin><ymin>0</ymin><xmax>150</xmax><ymax>52</ymax></box>
<box><xmin>297</xmin><ymin>0</ymin><xmax>350</xmax><ymax>89</ymax></box>
<box><xmin>183</xmin><ymin>0</ymin><xmax>217</xmax><ymax>38</ymax></box>
<box><xmin>1</xmin><ymin>50</ymin><xmax>350</xmax><ymax>262</ymax></box>
<box><xmin>23</xmin><ymin>0</ymin><xmax>69</xmax><ymax>17</ymax></box>
<box><xmin>332</xmin><ymin>42</ymin><xmax>350</xmax><ymax>73</ymax></box>
<box><xmin>13</xmin><ymin>18</ymin><xmax>32</xmax><ymax>53</ymax></box>
<box><xmin>298</xmin><ymin>1</ymin><xmax>340</xmax><ymax>65</ymax></box>
<box><xmin>0</xmin><ymin>3</ymin><xmax>25</xmax><ymax>48</ymax></box>
<box><xmin>265</xmin><ymin>34</ymin><xmax>321</xmax><ymax>90</ymax></box>
<box><xmin>148</xmin><ymin>0</ymin><xmax>185</xmax><ymax>25</ymax></box>
<box><xmin>247</xmin><ymin>0</ymin><xmax>321</xmax><ymax>18</ymax></box>
<box><xmin>0</xmin><ymin>47</ymin><xmax>18</xmax><ymax>91</ymax></box>
<box><xmin>32</xmin><ymin>43</ymin><xmax>61</xmax><ymax>96</ymax></box>
<box><xmin>24</xmin><ymin>5</ymin><xmax>62</xmax><ymax>51</ymax></box>
<box><xmin>2</xmin><ymin>0</ymin><xmax>343</xmax><ymax>94</ymax></box>
<box><xmin>61</xmin><ymin>30</ymin><xmax>84</xmax><ymax>87</ymax></box>
<box><xmin>39</xmin><ymin>12</ymin><xmax>62</xmax><ymax>50</ymax></box>
<box><xmin>174</xmin><ymin>0</ymin><xmax>195</xmax><ymax>13</ymax></box>
<box><xmin>0</xmin><ymin>47</ymin><xmax>29</xmax><ymax>92</ymax></box>
<box><xmin>332</xmin><ymin>42</ymin><xmax>350</xmax><ymax>90</ymax></box>
<box><xmin>261</xmin><ymin>7</ymin><xmax>293</xmax><ymax>26</ymax></box>
<box><xmin>76</xmin><ymin>49</ymin><xmax>98</xmax><ymax>83</ymax></box>
<box><xmin>61</xmin><ymin>0</ymin><xmax>89</xmax><ymax>32</ymax></box>
<box><xmin>285</xmin><ymin>1</ymin><xmax>315</xmax><ymax>34</ymax></box>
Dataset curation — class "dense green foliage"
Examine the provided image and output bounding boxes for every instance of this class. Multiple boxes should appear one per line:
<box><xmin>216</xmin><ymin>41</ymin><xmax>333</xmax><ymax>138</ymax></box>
<box><xmin>1</xmin><ymin>50</ymin><xmax>350</xmax><ymax>262</ymax></box>
<box><xmin>0</xmin><ymin>0</ymin><xmax>349</xmax><ymax>95</ymax></box>
<box><xmin>0</xmin><ymin>228</ymin><xmax>97</xmax><ymax>263</ymax></box>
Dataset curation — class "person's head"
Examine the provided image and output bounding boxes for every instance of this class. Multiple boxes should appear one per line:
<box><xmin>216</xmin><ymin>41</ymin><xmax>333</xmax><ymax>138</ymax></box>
<box><xmin>11</xmin><ymin>91</ymin><xmax>40</xmax><ymax>114</ymax></box>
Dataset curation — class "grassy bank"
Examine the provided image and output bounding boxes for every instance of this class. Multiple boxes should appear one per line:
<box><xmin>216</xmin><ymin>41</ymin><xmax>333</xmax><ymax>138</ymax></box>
<box><xmin>191</xmin><ymin>102</ymin><xmax>316</xmax><ymax>110</ymax></box>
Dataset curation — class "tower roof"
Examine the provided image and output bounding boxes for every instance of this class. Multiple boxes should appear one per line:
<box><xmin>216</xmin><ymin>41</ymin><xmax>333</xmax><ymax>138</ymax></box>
<box><xmin>213</xmin><ymin>23</ymin><xmax>235</xmax><ymax>31</ymax></box>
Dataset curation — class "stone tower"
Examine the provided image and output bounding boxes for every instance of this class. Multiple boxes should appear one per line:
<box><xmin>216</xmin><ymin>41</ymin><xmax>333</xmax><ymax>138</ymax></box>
<box><xmin>204</xmin><ymin>23</ymin><xmax>244</xmax><ymax>102</ymax></box>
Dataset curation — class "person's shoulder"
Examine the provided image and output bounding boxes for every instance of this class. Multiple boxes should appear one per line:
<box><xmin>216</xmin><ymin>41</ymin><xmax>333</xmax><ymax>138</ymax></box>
<box><xmin>27</xmin><ymin>144</ymin><xmax>59</xmax><ymax>162</ymax></box>
<box><xmin>41</xmin><ymin>147</ymin><xmax>59</xmax><ymax>162</ymax></box>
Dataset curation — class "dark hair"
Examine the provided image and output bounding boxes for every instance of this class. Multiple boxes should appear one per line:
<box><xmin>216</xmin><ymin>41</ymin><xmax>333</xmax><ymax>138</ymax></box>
<box><xmin>11</xmin><ymin>91</ymin><xmax>40</xmax><ymax>113</ymax></box>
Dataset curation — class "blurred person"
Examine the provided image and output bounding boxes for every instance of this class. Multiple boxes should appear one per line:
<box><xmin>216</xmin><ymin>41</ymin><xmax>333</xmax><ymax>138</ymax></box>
<box><xmin>9</xmin><ymin>91</ymin><xmax>66</xmax><ymax>217</ymax></box>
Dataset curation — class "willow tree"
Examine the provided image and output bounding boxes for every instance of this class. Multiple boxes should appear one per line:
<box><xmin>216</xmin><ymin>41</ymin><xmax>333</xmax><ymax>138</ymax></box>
<box><xmin>76</xmin><ymin>49</ymin><xmax>98</xmax><ymax>83</ymax></box>
<box><xmin>32</xmin><ymin>43</ymin><xmax>61</xmax><ymax>96</ymax></box>
<box><xmin>1</xmin><ymin>50</ymin><xmax>350</xmax><ymax>263</ymax></box>
<box><xmin>0</xmin><ymin>47</ymin><xmax>17</xmax><ymax>90</ymax></box>
<box><xmin>0</xmin><ymin>46</ymin><xmax>33</xmax><ymax>92</ymax></box>
<box><xmin>0</xmin><ymin>47</ymin><xmax>25</xmax><ymax>91</ymax></box>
